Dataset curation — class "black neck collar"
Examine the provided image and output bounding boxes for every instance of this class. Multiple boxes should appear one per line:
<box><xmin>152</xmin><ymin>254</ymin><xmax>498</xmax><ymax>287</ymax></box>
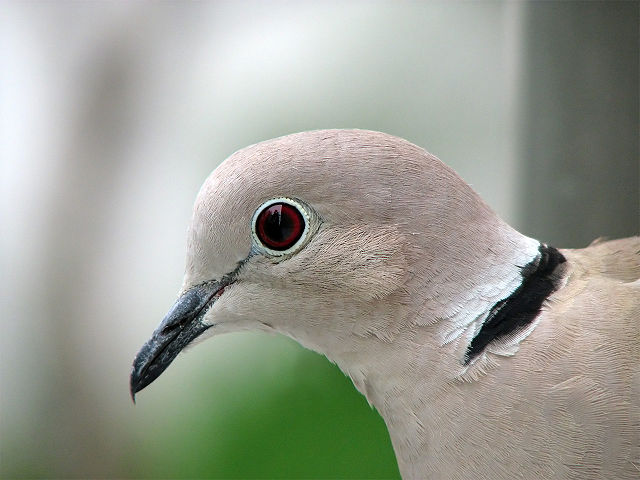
<box><xmin>464</xmin><ymin>243</ymin><xmax>567</xmax><ymax>365</ymax></box>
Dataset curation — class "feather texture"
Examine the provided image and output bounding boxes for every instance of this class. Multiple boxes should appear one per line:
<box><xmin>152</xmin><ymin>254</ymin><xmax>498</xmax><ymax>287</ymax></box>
<box><xmin>154</xmin><ymin>130</ymin><xmax>639</xmax><ymax>479</ymax></box>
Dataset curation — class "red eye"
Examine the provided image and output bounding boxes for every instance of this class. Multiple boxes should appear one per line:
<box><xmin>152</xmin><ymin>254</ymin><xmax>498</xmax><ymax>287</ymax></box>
<box><xmin>255</xmin><ymin>202</ymin><xmax>305</xmax><ymax>251</ymax></box>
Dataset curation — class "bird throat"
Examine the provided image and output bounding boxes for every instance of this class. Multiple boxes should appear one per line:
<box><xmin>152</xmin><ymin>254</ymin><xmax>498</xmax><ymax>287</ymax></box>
<box><xmin>464</xmin><ymin>244</ymin><xmax>567</xmax><ymax>364</ymax></box>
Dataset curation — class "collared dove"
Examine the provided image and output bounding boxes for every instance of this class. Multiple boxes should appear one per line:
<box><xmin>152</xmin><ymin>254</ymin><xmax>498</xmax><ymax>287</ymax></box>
<box><xmin>131</xmin><ymin>129</ymin><xmax>639</xmax><ymax>479</ymax></box>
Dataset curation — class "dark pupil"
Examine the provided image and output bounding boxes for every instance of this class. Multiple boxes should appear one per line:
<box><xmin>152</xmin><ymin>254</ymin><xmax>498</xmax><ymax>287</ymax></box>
<box><xmin>264</xmin><ymin>206</ymin><xmax>291</xmax><ymax>243</ymax></box>
<box><xmin>258</xmin><ymin>203</ymin><xmax>304</xmax><ymax>250</ymax></box>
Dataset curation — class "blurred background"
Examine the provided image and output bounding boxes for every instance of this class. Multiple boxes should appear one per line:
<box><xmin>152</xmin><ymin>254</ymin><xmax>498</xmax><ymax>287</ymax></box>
<box><xmin>1</xmin><ymin>1</ymin><xmax>637</xmax><ymax>478</ymax></box>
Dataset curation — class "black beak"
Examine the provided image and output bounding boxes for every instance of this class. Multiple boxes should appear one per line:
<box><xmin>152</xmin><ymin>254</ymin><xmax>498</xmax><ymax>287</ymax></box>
<box><xmin>130</xmin><ymin>280</ymin><xmax>227</xmax><ymax>401</ymax></box>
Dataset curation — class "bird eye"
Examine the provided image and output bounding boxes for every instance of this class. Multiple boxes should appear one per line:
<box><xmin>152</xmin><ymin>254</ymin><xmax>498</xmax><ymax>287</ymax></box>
<box><xmin>252</xmin><ymin>198</ymin><xmax>310</xmax><ymax>255</ymax></box>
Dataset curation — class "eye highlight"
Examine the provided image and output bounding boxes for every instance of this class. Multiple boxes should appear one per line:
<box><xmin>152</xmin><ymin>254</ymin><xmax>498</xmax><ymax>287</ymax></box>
<box><xmin>251</xmin><ymin>198</ymin><xmax>312</xmax><ymax>256</ymax></box>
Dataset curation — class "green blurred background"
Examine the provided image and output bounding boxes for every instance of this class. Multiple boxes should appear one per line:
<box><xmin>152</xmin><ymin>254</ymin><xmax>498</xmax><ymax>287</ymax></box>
<box><xmin>1</xmin><ymin>1</ymin><xmax>637</xmax><ymax>478</ymax></box>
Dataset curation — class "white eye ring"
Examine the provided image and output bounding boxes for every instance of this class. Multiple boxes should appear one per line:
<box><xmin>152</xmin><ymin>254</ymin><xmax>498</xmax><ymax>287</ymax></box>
<box><xmin>251</xmin><ymin>197</ymin><xmax>314</xmax><ymax>257</ymax></box>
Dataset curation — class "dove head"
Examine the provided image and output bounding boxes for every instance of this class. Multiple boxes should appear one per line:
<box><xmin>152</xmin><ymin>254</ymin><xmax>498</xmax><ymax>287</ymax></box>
<box><xmin>131</xmin><ymin>129</ymin><xmax>532</xmax><ymax>398</ymax></box>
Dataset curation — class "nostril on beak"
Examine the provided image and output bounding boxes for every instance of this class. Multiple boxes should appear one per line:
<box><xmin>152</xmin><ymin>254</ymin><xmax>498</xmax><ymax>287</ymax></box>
<box><xmin>161</xmin><ymin>318</ymin><xmax>189</xmax><ymax>335</ymax></box>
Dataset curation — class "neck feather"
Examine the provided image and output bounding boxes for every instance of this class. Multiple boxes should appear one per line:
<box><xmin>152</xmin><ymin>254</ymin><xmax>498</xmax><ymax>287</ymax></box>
<box><xmin>463</xmin><ymin>243</ymin><xmax>566</xmax><ymax>364</ymax></box>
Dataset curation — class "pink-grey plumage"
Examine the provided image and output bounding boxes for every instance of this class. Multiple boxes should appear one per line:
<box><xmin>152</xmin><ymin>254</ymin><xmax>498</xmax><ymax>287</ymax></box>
<box><xmin>131</xmin><ymin>130</ymin><xmax>639</xmax><ymax>479</ymax></box>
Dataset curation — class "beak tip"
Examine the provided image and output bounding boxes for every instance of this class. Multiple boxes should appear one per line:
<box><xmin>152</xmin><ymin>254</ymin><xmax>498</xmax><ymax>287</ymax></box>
<box><xmin>130</xmin><ymin>378</ymin><xmax>137</xmax><ymax>403</ymax></box>
<box><xmin>130</xmin><ymin>362</ymin><xmax>143</xmax><ymax>404</ymax></box>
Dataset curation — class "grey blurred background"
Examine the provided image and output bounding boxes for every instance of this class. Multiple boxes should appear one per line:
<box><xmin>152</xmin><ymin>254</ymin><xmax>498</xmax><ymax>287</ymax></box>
<box><xmin>1</xmin><ymin>1</ymin><xmax>637</xmax><ymax>478</ymax></box>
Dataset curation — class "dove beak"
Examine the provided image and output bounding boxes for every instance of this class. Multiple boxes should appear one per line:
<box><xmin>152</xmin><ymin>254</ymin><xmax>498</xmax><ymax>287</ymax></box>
<box><xmin>130</xmin><ymin>279</ymin><xmax>230</xmax><ymax>401</ymax></box>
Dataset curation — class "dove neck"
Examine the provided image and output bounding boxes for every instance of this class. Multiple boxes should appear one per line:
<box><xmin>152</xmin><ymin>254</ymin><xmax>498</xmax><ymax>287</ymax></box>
<box><xmin>326</xmin><ymin>219</ymin><xmax>548</xmax><ymax>426</ymax></box>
